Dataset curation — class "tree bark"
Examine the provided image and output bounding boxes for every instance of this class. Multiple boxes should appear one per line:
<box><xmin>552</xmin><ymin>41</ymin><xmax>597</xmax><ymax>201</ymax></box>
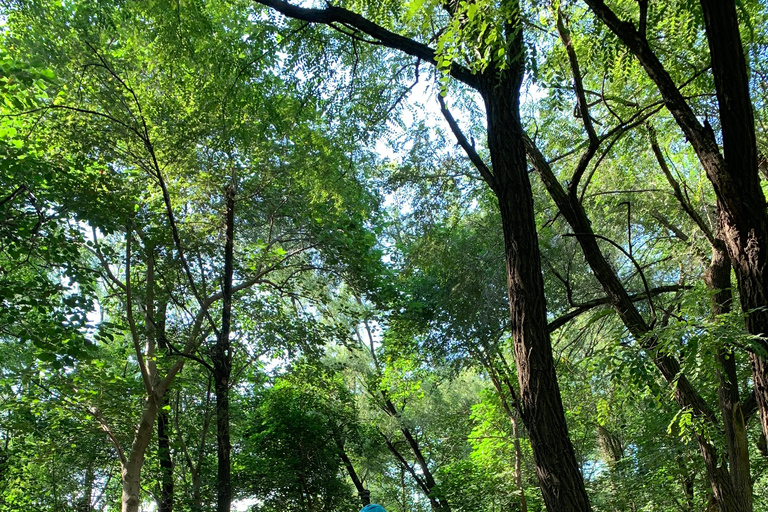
<box><xmin>213</xmin><ymin>185</ymin><xmax>236</xmax><ymax>512</ymax></box>
<box><xmin>699</xmin><ymin>0</ymin><xmax>768</xmax><ymax>452</ymax></box>
<box><xmin>584</xmin><ymin>0</ymin><xmax>768</xmax><ymax>448</ymax></box>
<box><xmin>122</xmin><ymin>398</ymin><xmax>159</xmax><ymax>512</ymax></box>
<box><xmin>157</xmin><ymin>309</ymin><xmax>175</xmax><ymax>512</ymax></box>
<box><xmin>249</xmin><ymin>1</ymin><xmax>591</xmax><ymax>508</ymax></box>
<box><xmin>480</xmin><ymin>38</ymin><xmax>591</xmax><ymax>508</ymax></box>
<box><xmin>486</xmin><ymin>362</ymin><xmax>527</xmax><ymax>512</ymax></box>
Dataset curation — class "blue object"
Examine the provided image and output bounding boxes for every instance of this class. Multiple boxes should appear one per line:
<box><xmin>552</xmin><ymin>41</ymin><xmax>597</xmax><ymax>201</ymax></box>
<box><xmin>361</xmin><ymin>505</ymin><xmax>386</xmax><ymax>512</ymax></box>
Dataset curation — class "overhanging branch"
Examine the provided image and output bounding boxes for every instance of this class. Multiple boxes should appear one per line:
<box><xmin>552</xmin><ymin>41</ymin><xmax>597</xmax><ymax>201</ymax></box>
<box><xmin>253</xmin><ymin>0</ymin><xmax>480</xmax><ymax>89</ymax></box>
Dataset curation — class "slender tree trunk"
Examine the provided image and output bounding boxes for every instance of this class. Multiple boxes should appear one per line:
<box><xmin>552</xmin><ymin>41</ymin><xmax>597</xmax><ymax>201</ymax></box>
<box><xmin>381</xmin><ymin>397</ymin><xmax>450</xmax><ymax>512</ymax></box>
<box><xmin>78</xmin><ymin>463</ymin><xmax>94</xmax><ymax>512</ymax></box>
<box><xmin>703</xmin><ymin>235</ymin><xmax>753</xmax><ymax>512</ymax></box>
<box><xmin>335</xmin><ymin>435</ymin><xmax>370</xmax><ymax>507</ymax></box>
<box><xmin>158</xmin><ymin>393</ymin><xmax>175</xmax><ymax>512</ymax></box>
<box><xmin>213</xmin><ymin>185</ymin><xmax>235</xmax><ymax>512</ymax></box>
<box><xmin>156</xmin><ymin>306</ymin><xmax>175</xmax><ymax>512</ymax></box>
<box><xmin>486</xmin><ymin>362</ymin><xmax>527</xmax><ymax>512</ymax></box>
<box><xmin>122</xmin><ymin>398</ymin><xmax>159</xmax><ymax>512</ymax></box>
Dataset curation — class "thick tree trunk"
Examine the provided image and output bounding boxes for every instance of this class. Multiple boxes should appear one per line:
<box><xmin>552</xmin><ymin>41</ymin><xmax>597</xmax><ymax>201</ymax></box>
<box><xmin>245</xmin><ymin>1</ymin><xmax>590</xmax><ymax>508</ymax></box>
<box><xmin>213</xmin><ymin>185</ymin><xmax>235</xmax><ymax>512</ymax></box>
<box><xmin>700</xmin><ymin>0</ymin><xmax>768</xmax><ymax>451</ymax></box>
<box><xmin>481</xmin><ymin>64</ymin><xmax>591</xmax><ymax>510</ymax></box>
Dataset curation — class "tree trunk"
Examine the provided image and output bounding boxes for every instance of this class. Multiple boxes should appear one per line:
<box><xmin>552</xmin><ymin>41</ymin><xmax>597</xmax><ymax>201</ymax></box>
<box><xmin>213</xmin><ymin>185</ymin><xmax>235</xmax><ymax>512</ymax></box>
<box><xmin>158</xmin><ymin>393</ymin><xmax>175</xmax><ymax>512</ymax></box>
<box><xmin>157</xmin><ymin>308</ymin><xmax>175</xmax><ymax>512</ymax></box>
<box><xmin>699</xmin><ymin>0</ymin><xmax>768</xmax><ymax>453</ymax></box>
<box><xmin>122</xmin><ymin>397</ymin><xmax>159</xmax><ymax>512</ymax></box>
<box><xmin>480</xmin><ymin>59</ymin><xmax>591</xmax><ymax>510</ymax></box>
<box><xmin>247</xmin><ymin>0</ymin><xmax>591</xmax><ymax>507</ymax></box>
<box><xmin>381</xmin><ymin>396</ymin><xmax>451</xmax><ymax>511</ymax></box>
<box><xmin>704</xmin><ymin>236</ymin><xmax>753</xmax><ymax>512</ymax></box>
<box><xmin>335</xmin><ymin>435</ymin><xmax>370</xmax><ymax>507</ymax></box>
<box><xmin>584</xmin><ymin>0</ymin><xmax>768</xmax><ymax>449</ymax></box>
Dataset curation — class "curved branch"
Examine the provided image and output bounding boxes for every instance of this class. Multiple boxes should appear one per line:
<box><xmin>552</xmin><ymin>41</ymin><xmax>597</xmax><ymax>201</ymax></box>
<box><xmin>438</xmin><ymin>95</ymin><xmax>495</xmax><ymax>186</ymax></box>
<box><xmin>548</xmin><ymin>285</ymin><xmax>690</xmax><ymax>332</ymax></box>
<box><xmin>253</xmin><ymin>0</ymin><xmax>480</xmax><ymax>89</ymax></box>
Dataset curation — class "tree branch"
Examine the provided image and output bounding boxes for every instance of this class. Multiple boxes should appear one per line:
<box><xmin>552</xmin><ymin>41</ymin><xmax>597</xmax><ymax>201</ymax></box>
<box><xmin>125</xmin><ymin>223</ymin><xmax>154</xmax><ymax>396</ymax></box>
<box><xmin>253</xmin><ymin>0</ymin><xmax>479</xmax><ymax>89</ymax></box>
<box><xmin>438</xmin><ymin>95</ymin><xmax>495</xmax><ymax>187</ymax></box>
<box><xmin>547</xmin><ymin>285</ymin><xmax>691</xmax><ymax>332</ymax></box>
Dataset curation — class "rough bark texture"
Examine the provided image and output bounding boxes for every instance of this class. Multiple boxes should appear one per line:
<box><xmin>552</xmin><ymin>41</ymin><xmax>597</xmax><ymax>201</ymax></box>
<box><xmin>249</xmin><ymin>1</ymin><xmax>591</xmax><ymax>509</ymax></box>
<box><xmin>584</xmin><ymin>0</ymin><xmax>768</xmax><ymax>446</ymax></box>
<box><xmin>481</xmin><ymin>59</ymin><xmax>591</xmax><ymax>510</ymax></box>
<box><xmin>213</xmin><ymin>185</ymin><xmax>235</xmax><ymax>512</ymax></box>
<box><xmin>699</xmin><ymin>0</ymin><xmax>768</xmax><ymax>451</ymax></box>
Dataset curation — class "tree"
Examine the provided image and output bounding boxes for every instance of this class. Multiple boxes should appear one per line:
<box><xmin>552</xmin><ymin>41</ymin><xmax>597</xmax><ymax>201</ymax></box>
<box><xmin>247</xmin><ymin>0</ymin><xmax>592</xmax><ymax>507</ymax></box>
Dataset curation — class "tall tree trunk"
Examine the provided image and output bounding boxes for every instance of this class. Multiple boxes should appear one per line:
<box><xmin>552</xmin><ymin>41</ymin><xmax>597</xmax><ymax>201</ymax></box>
<box><xmin>157</xmin><ymin>306</ymin><xmax>175</xmax><ymax>512</ymax></box>
<box><xmin>122</xmin><ymin>398</ymin><xmax>159</xmax><ymax>512</ymax></box>
<box><xmin>584</xmin><ymin>0</ymin><xmax>768</xmax><ymax>449</ymax></box>
<box><xmin>78</xmin><ymin>463</ymin><xmax>94</xmax><ymax>512</ymax></box>
<box><xmin>699</xmin><ymin>0</ymin><xmax>768</xmax><ymax>451</ymax></box>
<box><xmin>213</xmin><ymin>185</ymin><xmax>235</xmax><ymax>512</ymax></box>
<box><xmin>247</xmin><ymin>1</ymin><xmax>591</xmax><ymax>508</ymax></box>
<box><xmin>479</xmin><ymin>34</ymin><xmax>591</xmax><ymax>510</ymax></box>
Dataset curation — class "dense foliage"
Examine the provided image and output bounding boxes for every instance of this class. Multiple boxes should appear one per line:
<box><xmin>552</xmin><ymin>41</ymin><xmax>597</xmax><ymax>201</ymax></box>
<box><xmin>1</xmin><ymin>0</ymin><xmax>768</xmax><ymax>511</ymax></box>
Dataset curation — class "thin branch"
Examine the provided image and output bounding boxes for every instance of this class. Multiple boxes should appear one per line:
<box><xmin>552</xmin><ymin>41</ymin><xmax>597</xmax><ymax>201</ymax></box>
<box><xmin>557</xmin><ymin>10</ymin><xmax>598</xmax><ymax>145</ymax></box>
<box><xmin>648</xmin><ymin>124</ymin><xmax>717</xmax><ymax>247</ymax></box>
<box><xmin>547</xmin><ymin>285</ymin><xmax>690</xmax><ymax>332</ymax></box>
<box><xmin>438</xmin><ymin>95</ymin><xmax>495</xmax><ymax>187</ymax></box>
<box><xmin>563</xmin><ymin>232</ymin><xmax>657</xmax><ymax>323</ymax></box>
<box><xmin>125</xmin><ymin>223</ymin><xmax>153</xmax><ymax>396</ymax></box>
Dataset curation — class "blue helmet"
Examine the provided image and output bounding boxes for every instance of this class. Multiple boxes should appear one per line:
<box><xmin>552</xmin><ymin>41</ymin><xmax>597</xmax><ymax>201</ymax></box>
<box><xmin>361</xmin><ymin>505</ymin><xmax>386</xmax><ymax>512</ymax></box>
